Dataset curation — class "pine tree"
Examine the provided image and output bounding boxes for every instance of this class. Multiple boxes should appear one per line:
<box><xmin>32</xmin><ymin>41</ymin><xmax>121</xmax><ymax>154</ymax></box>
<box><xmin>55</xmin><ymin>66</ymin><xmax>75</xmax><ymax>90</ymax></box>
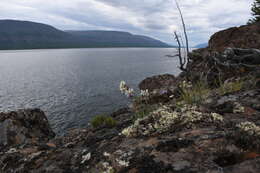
<box><xmin>248</xmin><ymin>0</ymin><xmax>260</xmax><ymax>24</ymax></box>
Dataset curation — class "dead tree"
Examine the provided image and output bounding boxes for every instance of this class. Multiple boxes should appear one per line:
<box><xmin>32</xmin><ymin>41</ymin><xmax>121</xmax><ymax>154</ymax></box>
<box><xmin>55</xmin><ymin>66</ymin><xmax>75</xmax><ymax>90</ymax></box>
<box><xmin>174</xmin><ymin>31</ymin><xmax>186</xmax><ymax>71</ymax></box>
<box><xmin>173</xmin><ymin>0</ymin><xmax>190</xmax><ymax>71</ymax></box>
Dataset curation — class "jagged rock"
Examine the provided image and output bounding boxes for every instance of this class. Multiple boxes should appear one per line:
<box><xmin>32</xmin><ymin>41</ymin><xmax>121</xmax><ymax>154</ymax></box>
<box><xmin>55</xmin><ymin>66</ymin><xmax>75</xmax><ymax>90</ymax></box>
<box><xmin>0</xmin><ymin>109</ymin><xmax>55</xmax><ymax>148</ymax></box>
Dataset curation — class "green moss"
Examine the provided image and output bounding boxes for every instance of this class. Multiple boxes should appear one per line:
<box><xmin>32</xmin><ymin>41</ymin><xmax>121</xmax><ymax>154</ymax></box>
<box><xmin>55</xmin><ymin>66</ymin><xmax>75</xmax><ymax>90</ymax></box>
<box><xmin>91</xmin><ymin>115</ymin><xmax>117</xmax><ymax>128</ymax></box>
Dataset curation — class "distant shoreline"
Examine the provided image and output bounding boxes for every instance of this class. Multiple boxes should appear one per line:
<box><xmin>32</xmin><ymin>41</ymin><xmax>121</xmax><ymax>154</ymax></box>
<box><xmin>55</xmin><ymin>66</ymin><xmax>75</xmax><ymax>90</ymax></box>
<box><xmin>0</xmin><ymin>47</ymin><xmax>176</xmax><ymax>51</ymax></box>
<box><xmin>0</xmin><ymin>20</ymin><xmax>175</xmax><ymax>50</ymax></box>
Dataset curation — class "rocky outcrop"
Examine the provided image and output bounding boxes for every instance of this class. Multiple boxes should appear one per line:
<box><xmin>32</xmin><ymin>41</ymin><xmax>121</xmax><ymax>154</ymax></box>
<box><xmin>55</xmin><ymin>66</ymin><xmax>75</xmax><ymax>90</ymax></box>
<box><xmin>0</xmin><ymin>108</ymin><xmax>133</xmax><ymax>173</ymax></box>
<box><xmin>186</xmin><ymin>47</ymin><xmax>260</xmax><ymax>86</ymax></box>
<box><xmin>0</xmin><ymin>109</ymin><xmax>55</xmax><ymax>149</ymax></box>
<box><xmin>1</xmin><ymin>89</ymin><xmax>260</xmax><ymax>173</ymax></box>
<box><xmin>1</xmin><ymin>23</ymin><xmax>260</xmax><ymax>173</ymax></box>
<box><xmin>208</xmin><ymin>22</ymin><xmax>260</xmax><ymax>52</ymax></box>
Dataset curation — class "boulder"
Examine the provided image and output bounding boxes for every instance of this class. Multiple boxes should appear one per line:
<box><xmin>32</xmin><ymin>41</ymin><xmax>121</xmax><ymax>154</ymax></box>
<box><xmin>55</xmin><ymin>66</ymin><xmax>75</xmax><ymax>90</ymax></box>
<box><xmin>208</xmin><ymin>22</ymin><xmax>260</xmax><ymax>52</ymax></box>
<box><xmin>138</xmin><ymin>74</ymin><xmax>177</xmax><ymax>92</ymax></box>
<box><xmin>137</xmin><ymin>74</ymin><xmax>178</xmax><ymax>104</ymax></box>
<box><xmin>0</xmin><ymin>109</ymin><xmax>55</xmax><ymax>148</ymax></box>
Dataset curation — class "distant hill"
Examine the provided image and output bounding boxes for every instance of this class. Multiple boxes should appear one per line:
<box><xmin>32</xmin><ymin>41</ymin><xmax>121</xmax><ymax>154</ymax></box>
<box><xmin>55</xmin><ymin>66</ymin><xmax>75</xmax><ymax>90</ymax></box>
<box><xmin>0</xmin><ymin>20</ymin><xmax>172</xmax><ymax>50</ymax></box>
<box><xmin>0</xmin><ymin>20</ymin><xmax>73</xmax><ymax>50</ymax></box>
<box><xmin>194</xmin><ymin>43</ymin><xmax>208</xmax><ymax>48</ymax></box>
<box><xmin>67</xmin><ymin>30</ymin><xmax>170</xmax><ymax>48</ymax></box>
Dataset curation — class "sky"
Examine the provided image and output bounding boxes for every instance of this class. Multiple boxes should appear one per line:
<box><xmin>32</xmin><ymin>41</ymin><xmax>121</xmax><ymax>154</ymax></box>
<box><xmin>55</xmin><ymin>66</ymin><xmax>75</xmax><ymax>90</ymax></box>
<box><xmin>0</xmin><ymin>0</ymin><xmax>254</xmax><ymax>46</ymax></box>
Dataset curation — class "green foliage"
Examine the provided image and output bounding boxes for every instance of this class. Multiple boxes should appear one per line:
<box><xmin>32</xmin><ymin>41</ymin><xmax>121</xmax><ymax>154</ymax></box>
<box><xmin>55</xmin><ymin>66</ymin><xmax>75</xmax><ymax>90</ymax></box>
<box><xmin>108</xmin><ymin>169</ymin><xmax>116</xmax><ymax>173</ymax></box>
<box><xmin>218</xmin><ymin>79</ymin><xmax>244</xmax><ymax>96</ymax></box>
<box><xmin>179</xmin><ymin>81</ymin><xmax>210</xmax><ymax>105</ymax></box>
<box><xmin>91</xmin><ymin>115</ymin><xmax>117</xmax><ymax>128</ymax></box>
<box><xmin>133</xmin><ymin>104</ymin><xmax>158</xmax><ymax>120</ymax></box>
<box><xmin>248</xmin><ymin>0</ymin><xmax>260</xmax><ymax>24</ymax></box>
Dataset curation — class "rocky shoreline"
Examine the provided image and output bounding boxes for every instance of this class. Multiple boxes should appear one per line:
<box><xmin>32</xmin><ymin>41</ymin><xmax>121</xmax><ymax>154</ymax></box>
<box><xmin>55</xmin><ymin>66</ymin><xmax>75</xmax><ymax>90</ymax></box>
<box><xmin>0</xmin><ymin>22</ymin><xmax>260</xmax><ymax>173</ymax></box>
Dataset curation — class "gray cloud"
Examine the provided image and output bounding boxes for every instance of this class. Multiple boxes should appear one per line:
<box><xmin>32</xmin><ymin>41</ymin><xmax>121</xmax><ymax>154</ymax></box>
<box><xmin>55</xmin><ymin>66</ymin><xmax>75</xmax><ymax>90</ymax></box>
<box><xmin>0</xmin><ymin>0</ymin><xmax>254</xmax><ymax>45</ymax></box>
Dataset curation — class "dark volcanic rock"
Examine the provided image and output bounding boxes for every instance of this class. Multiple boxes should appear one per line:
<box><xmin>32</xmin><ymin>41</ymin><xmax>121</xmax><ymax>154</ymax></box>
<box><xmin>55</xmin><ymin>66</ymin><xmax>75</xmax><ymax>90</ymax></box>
<box><xmin>138</xmin><ymin>74</ymin><xmax>177</xmax><ymax>92</ymax></box>
<box><xmin>0</xmin><ymin>109</ymin><xmax>55</xmax><ymax>148</ymax></box>
<box><xmin>0</xmin><ymin>92</ymin><xmax>260</xmax><ymax>173</ymax></box>
<box><xmin>186</xmin><ymin>47</ymin><xmax>260</xmax><ymax>86</ymax></box>
<box><xmin>208</xmin><ymin>22</ymin><xmax>260</xmax><ymax>52</ymax></box>
<box><xmin>137</xmin><ymin>74</ymin><xmax>178</xmax><ymax>104</ymax></box>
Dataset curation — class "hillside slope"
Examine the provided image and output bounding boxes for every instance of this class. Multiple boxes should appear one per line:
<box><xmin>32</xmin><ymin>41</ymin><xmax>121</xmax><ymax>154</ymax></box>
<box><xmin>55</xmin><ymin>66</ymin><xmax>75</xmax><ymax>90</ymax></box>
<box><xmin>68</xmin><ymin>30</ymin><xmax>170</xmax><ymax>48</ymax></box>
<box><xmin>0</xmin><ymin>20</ymin><xmax>74</xmax><ymax>49</ymax></box>
<box><xmin>0</xmin><ymin>20</ymin><xmax>171</xmax><ymax>50</ymax></box>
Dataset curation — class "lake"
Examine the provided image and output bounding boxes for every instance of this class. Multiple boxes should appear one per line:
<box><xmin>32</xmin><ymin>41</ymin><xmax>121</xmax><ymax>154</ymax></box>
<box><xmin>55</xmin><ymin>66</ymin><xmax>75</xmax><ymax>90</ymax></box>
<box><xmin>0</xmin><ymin>48</ymin><xmax>180</xmax><ymax>134</ymax></box>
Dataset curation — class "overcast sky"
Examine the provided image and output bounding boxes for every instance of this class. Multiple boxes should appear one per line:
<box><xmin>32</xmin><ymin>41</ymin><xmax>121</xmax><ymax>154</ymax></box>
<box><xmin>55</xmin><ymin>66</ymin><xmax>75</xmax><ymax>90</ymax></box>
<box><xmin>0</xmin><ymin>0</ymin><xmax>254</xmax><ymax>46</ymax></box>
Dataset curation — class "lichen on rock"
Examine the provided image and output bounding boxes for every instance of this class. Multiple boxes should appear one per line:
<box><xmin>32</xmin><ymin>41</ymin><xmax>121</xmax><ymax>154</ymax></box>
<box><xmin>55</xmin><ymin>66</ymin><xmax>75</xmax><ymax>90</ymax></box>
<box><xmin>122</xmin><ymin>105</ymin><xmax>224</xmax><ymax>137</ymax></box>
<box><xmin>233</xmin><ymin>102</ymin><xmax>245</xmax><ymax>113</ymax></box>
<box><xmin>236</xmin><ymin>121</ymin><xmax>260</xmax><ymax>136</ymax></box>
<box><xmin>102</xmin><ymin>162</ymin><xmax>115</xmax><ymax>173</ymax></box>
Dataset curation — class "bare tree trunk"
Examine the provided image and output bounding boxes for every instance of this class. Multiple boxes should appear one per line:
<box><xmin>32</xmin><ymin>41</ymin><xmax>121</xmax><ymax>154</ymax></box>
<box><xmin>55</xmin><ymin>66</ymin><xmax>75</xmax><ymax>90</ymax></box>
<box><xmin>174</xmin><ymin>0</ymin><xmax>190</xmax><ymax>62</ymax></box>
<box><xmin>174</xmin><ymin>32</ymin><xmax>185</xmax><ymax>71</ymax></box>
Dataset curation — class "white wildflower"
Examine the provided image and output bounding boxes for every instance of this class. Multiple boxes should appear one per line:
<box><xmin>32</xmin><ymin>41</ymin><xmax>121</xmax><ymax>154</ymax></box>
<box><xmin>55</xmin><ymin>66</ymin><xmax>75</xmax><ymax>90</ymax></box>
<box><xmin>119</xmin><ymin>81</ymin><xmax>134</xmax><ymax>98</ymax></box>
<box><xmin>233</xmin><ymin>102</ymin><xmax>245</xmax><ymax>113</ymax></box>
<box><xmin>122</xmin><ymin>126</ymin><xmax>135</xmax><ymax>137</ymax></box>
<box><xmin>180</xmin><ymin>80</ymin><xmax>192</xmax><ymax>89</ymax></box>
<box><xmin>140</xmin><ymin>89</ymin><xmax>149</xmax><ymax>97</ymax></box>
<box><xmin>210</xmin><ymin>113</ymin><xmax>224</xmax><ymax>122</ymax></box>
<box><xmin>102</xmin><ymin>162</ymin><xmax>114</xmax><ymax>173</ymax></box>
<box><xmin>119</xmin><ymin>81</ymin><xmax>126</xmax><ymax>93</ymax></box>
<box><xmin>125</xmin><ymin>88</ymin><xmax>134</xmax><ymax>98</ymax></box>
<box><xmin>81</xmin><ymin>153</ymin><xmax>91</xmax><ymax>164</ymax></box>
<box><xmin>103</xmin><ymin>152</ymin><xmax>110</xmax><ymax>157</ymax></box>
<box><xmin>116</xmin><ymin>158</ymin><xmax>130</xmax><ymax>167</ymax></box>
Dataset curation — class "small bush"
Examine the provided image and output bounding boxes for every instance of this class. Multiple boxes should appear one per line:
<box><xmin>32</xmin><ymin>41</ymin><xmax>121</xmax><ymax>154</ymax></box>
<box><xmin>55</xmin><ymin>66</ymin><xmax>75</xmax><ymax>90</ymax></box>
<box><xmin>91</xmin><ymin>115</ymin><xmax>117</xmax><ymax>128</ymax></box>
<box><xmin>179</xmin><ymin>80</ymin><xmax>210</xmax><ymax>105</ymax></box>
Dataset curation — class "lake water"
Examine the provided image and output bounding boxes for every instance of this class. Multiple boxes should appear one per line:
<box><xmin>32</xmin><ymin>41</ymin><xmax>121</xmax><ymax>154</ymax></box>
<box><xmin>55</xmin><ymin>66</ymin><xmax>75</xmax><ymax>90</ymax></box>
<box><xmin>0</xmin><ymin>48</ymin><xmax>180</xmax><ymax>134</ymax></box>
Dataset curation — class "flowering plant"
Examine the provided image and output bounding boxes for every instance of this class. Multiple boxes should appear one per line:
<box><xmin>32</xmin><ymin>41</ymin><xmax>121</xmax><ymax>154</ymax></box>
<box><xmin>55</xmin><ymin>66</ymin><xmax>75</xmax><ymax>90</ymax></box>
<box><xmin>140</xmin><ymin>89</ymin><xmax>149</xmax><ymax>97</ymax></box>
<box><xmin>119</xmin><ymin>81</ymin><xmax>150</xmax><ymax>99</ymax></box>
<box><xmin>119</xmin><ymin>81</ymin><xmax>134</xmax><ymax>98</ymax></box>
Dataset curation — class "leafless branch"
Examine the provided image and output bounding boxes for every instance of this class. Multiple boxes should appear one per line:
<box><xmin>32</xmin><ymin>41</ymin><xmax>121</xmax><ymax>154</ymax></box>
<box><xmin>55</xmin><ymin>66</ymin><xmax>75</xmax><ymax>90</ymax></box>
<box><xmin>172</xmin><ymin>0</ymin><xmax>190</xmax><ymax>72</ymax></box>
<box><xmin>174</xmin><ymin>31</ymin><xmax>186</xmax><ymax>71</ymax></box>
<box><xmin>174</xmin><ymin>0</ymin><xmax>190</xmax><ymax>63</ymax></box>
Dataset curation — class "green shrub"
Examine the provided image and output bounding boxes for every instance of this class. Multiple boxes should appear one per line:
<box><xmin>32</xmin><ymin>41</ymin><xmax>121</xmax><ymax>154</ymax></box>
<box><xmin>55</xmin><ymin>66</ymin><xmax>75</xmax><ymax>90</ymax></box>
<box><xmin>179</xmin><ymin>81</ymin><xmax>210</xmax><ymax>105</ymax></box>
<box><xmin>133</xmin><ymin>104</ymin><xmax>158</xmax><ymax>120</ymax></box>
<box><xmin>91</xmin><ymin>115</ymin><xmax>117</xmax><ymax>128</ymax></box>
